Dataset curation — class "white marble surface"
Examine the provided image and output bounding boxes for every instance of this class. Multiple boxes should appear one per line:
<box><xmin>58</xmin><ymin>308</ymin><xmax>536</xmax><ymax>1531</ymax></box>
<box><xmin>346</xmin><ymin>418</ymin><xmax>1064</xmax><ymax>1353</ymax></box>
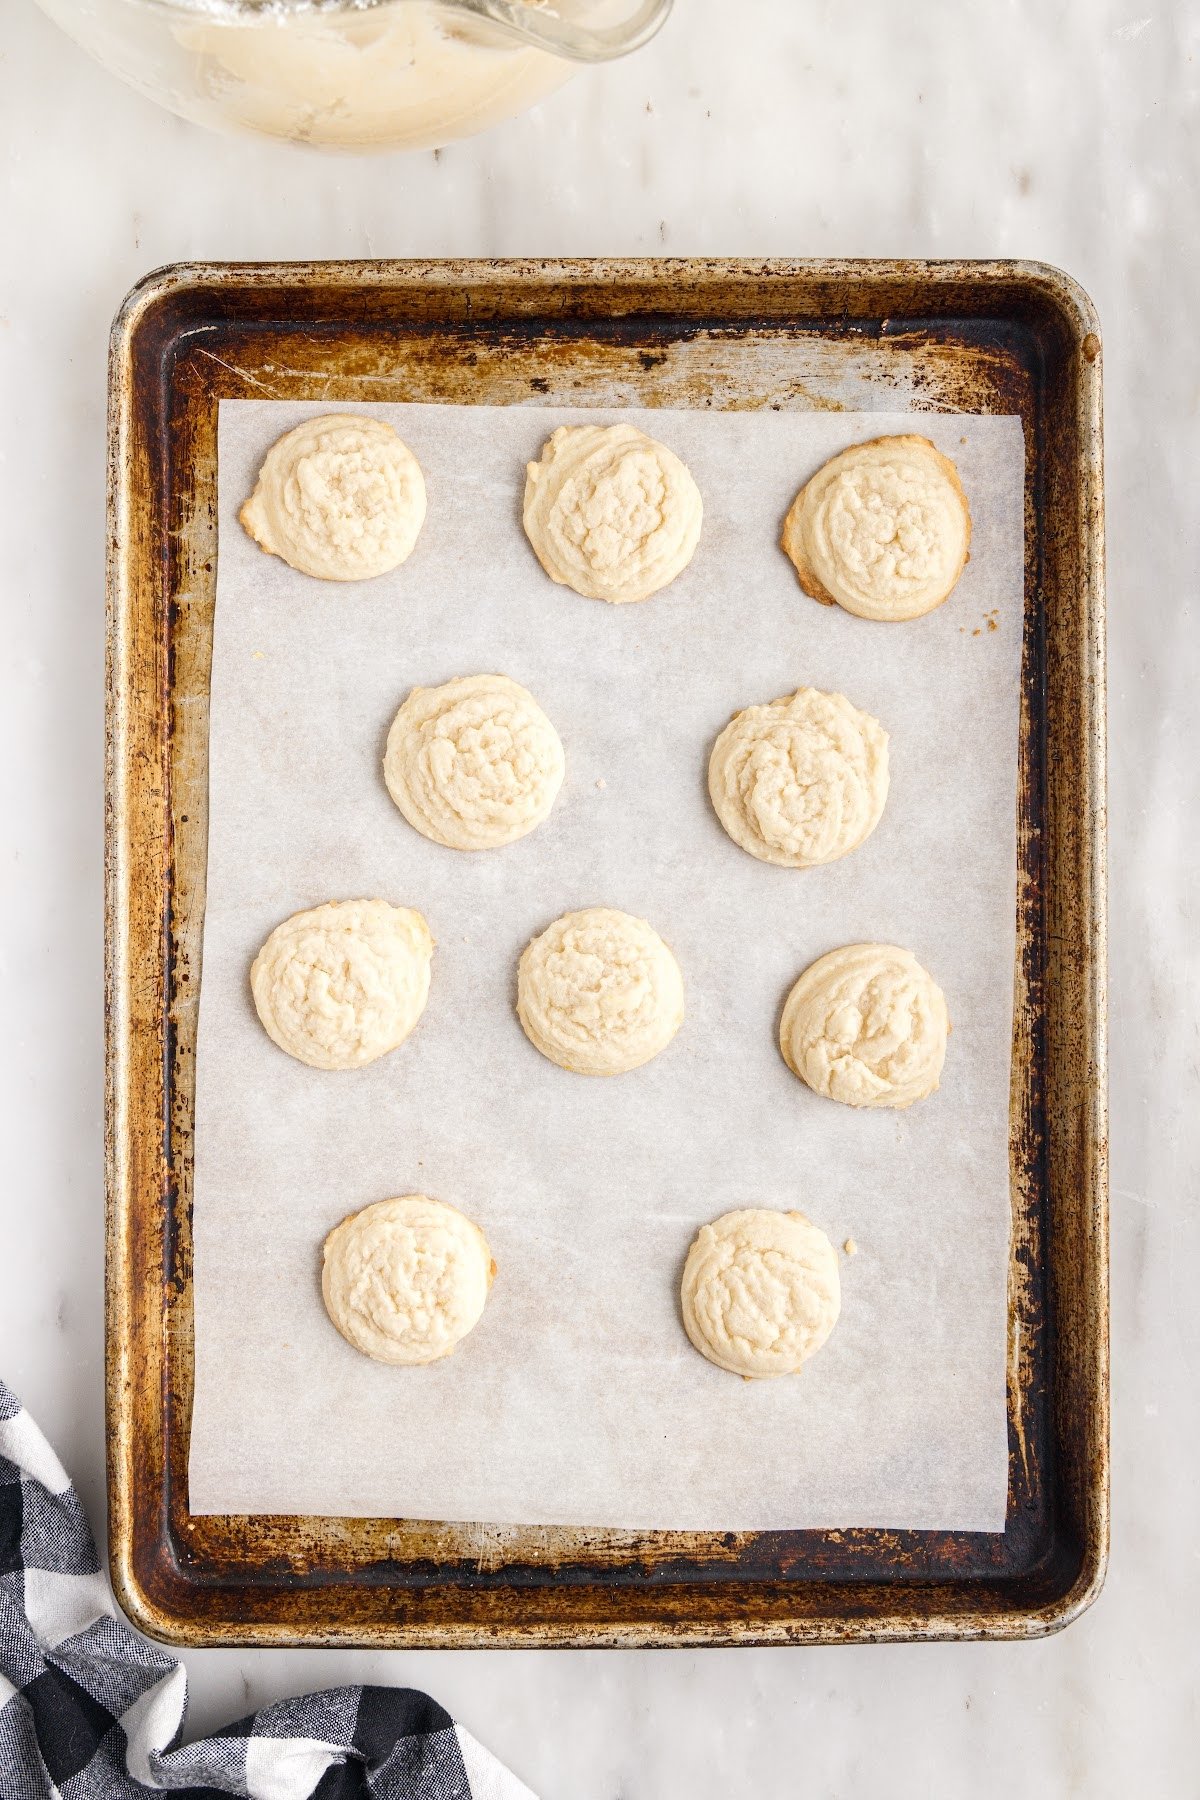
<box><xmin>0</xmin><ymin>0</ymin><xmax>1195</xmax><ymax>1792</ymax></box>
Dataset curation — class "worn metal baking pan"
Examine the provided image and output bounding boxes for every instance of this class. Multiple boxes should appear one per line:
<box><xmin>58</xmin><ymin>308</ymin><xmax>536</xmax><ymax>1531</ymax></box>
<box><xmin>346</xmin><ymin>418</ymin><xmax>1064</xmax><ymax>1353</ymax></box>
<box><xmin>105</xmin><ymin>258</ymin><xmax>1107</xmax><ymax>1648</ymax></box>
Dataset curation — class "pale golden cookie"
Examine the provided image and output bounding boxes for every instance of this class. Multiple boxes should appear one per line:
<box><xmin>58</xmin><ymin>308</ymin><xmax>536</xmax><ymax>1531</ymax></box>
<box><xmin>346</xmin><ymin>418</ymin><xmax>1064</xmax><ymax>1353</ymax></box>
<box><xmin>782</xmin><ymin>434</ymin><xmax>971</xmax><ymax>621</ymax></box>
<box><xmin>522</xmin><ymin>423</ymin><xmax>703</xmax><ymax>603</ymax></box>
<box><xmin>384</xmin><ymin>674</ymin><xmax>565</xmax><ymax>851</ymax></box>
<box><xmin>708</xmin><ymin>686</ymin><xmax>889</xmax><ymax>867</ymax></box>
<box><xmin>251</xmin><ymin>899</ymin><xmax>433</xmax><ymax>1070</ymax></box>
<box><xmin>239</xmin><ymin>414</ymin><xmax>426</xmax><ymax>581</ymax></box>
<box><xmin>681</xmin><ymin>1208</ymin><xmax>841</xmax><ymax>1378</ymax></box>
<box><xmin>780</xmin><ymin>942</ymin><xmax>949</xmax><ymax>1109</ymax></box>
<box><xmin>516</xmin><ymin>907</ymin><xmax>684</xmax><ymax>1075</ymax></box>
<box><xmin>322</xmin><ymin>1195</ymin><xmax>494</xmax><ymax>1366</ymax></box>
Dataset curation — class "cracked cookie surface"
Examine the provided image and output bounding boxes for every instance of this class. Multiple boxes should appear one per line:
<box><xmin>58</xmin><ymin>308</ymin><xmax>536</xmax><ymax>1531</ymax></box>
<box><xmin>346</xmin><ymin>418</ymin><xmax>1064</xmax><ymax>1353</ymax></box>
<box><xmin>782</xmin><ymin>434</ymin><xmax>971</xmax><ymax>621</ymax></box>
<box><xmin>523</xmin><ymin>422</ymin><xmax>702</xmax><ymax>603</ymax></box>
<box><xmin>681</xmin><ymin>1208</ymin><xmax>841</xmax><ymax>1378</ymax></box>
<box><xmin>240</xmin><ymin>413</ymin><xmax>426</xmax><ymax>581</ymax></box>
<box><xmin>516</xmin><ymin>906</ymin><xmax>684</xmax><ymax>1075</ymax></box>
<box><xmin>780</xmin><ymin>942</ymin><xmax>949</xmax><ymax>1108</ymax></box>
<box><xmin>322</xmin><ymin>1195</ymin><xmax>494</xmax><ymax>1366</ymax></box>
<box><xmin>708</xmin><ymin>686</ymin><xmax>889</xmax><ymax>867</ymax></box>
<box><xmin>384</xmin><ymin>674</ymin><xmax>565</xmax><ymax>851</ymax></box>
<box><xmin>251</xmin><ymin>898</ymin><xmax>433</xmax><ymax>1070</ymax></box>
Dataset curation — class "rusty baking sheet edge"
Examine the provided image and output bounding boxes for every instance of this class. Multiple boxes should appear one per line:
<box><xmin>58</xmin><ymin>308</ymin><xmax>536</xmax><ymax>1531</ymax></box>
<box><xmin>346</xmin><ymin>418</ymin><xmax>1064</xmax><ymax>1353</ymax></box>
<box><xmin>105</xmin><ymin>258</ymin><xmax>1107</xmax><ymax>1647</ymax></box>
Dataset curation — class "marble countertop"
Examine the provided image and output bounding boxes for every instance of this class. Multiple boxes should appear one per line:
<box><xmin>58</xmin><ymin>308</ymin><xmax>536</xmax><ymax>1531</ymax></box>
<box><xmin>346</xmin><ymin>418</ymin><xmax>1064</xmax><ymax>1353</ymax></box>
<box><xmin>0</xmin><ymin>0</ymin><xmax>1194</xmax><ymax>1792</ymax></box>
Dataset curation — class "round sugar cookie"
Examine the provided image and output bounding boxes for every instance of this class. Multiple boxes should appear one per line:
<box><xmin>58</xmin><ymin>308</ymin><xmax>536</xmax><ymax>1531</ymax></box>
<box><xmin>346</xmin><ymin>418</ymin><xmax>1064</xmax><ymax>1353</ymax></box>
<box><xmin>708</xmin><ymin>686</ymin><xmax>889</xmax><ymax>867</ymax></box>
<box><xmin>516</xmin><ymin>906</ymin><xmax>684</xmax><ymax>1075</ymax></box>
<box><xmin>781</xmin><ymin>434</ymin><xmax>971</xmax><ymax>622</ymax></box>
<box><xmin>522</xmin><ymin>422</ymin><xmax>703</xmax><ymax>603</ymax></box>
<box><xmin>384</xmin><ymin>674</ymin><xmax>565</xmax><ymax>851</ymax></box>
<box><xmin>779</xmin><ymin>942</ymin><xmax>949</xmax><ymax>1109</ymax></box>
<box><xmin>251</xmin><ymin>898</ymin><xmax>433</xmax><ymax>1070</ymax></box>
<box><xmin>322</xmin><ymin>1195</ymin><xmax>494</xmax><ymax>1366</ymax></box>
<box><xmin>681</xmin><ymin>1208</ymin><xmax>841</xmax><ymax>1378</ymax></box>
<box><xmin>239</xmin><ymin>413</ymin><xmax>426</xmax><ymax>581</ymax></box>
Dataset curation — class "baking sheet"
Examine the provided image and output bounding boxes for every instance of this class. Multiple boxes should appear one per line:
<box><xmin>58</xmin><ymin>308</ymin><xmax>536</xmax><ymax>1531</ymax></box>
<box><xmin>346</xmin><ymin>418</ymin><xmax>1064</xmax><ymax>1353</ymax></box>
<box><xmin>188</xmin><ymin>399</ymin><xmax>1023</xmax><ymax>1531</ymax></box>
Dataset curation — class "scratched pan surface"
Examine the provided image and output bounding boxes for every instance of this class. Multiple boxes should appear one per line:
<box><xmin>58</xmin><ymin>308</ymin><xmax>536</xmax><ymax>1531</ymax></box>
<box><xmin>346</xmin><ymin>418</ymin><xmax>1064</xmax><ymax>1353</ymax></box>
<box><xmin>105</xmin><ymin>259</ymin><xmax>1107</xmax><ymax>1647</ymax></box>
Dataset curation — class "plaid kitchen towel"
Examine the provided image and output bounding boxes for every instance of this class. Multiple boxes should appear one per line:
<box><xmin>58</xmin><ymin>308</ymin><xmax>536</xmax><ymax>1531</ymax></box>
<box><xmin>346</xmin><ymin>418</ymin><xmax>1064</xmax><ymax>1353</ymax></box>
<box><xmin>0</xmin><ymin>1381</ymin><xmax>534</xmax><ymax>1800</ymax></box>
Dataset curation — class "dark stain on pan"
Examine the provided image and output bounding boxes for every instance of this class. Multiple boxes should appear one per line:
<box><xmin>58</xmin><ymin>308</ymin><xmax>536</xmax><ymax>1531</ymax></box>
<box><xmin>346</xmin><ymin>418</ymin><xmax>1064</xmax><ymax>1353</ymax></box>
<box><xmin>106</xmin><ymin>260</ymin><xmax>1106</xmax><ymax>1647</ymax></box>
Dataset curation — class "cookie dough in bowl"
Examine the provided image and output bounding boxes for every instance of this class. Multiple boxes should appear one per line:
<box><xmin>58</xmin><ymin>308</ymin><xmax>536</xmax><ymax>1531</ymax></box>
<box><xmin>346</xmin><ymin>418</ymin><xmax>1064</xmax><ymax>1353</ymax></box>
<box><xmin>780</xmin><ymin>942</ymin><xmax>949</xmax><ymax>1109</ymax></box>
<box><xmin>322</xmin><ymin>1195</ymin><xmax>495</xmax><ymax>1366</ymax></box>
<box><xmin>522</xmin><ymin>423</ymin><xmax>703</xmax><ymax>603</ymax></box>
<box><xmin>251</xmin><ymin>899</ymin><xmax>433</xmax><ymax>1070</ymax></box>
<box><xmin>781</xmin><ymin>434</ymin><xmax>971</xmax><ymax>622</ymax></box>
<box><xmin>384</xmin><ymin>674</ymin><xmax>565</xmax><ymax>851</ymax></box>
<box><xmin>708</xmin><ymin>686</ymin><xmax>889</xmax><ymax>867</ymax></box>
<box><xmin>239</xmin><ymin>414</ymin><xmax>427</xmax><ymax>581</ymax></box>
<box><xmin>516</xmin><ymin>906</ymin><xmax>685</xmax><ymax>1075</ymax></box>
<box><xmin>681</xmin><ymin>1208</ymin><xmax>841</xmax><ymax>1378</ymax></box>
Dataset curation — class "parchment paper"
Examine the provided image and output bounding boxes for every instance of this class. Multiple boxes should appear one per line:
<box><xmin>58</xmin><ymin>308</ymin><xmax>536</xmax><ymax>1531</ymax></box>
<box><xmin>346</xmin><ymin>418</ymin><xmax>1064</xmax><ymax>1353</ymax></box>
<box><xmin>188</xmin><ymin>400</ymin><xmax>1023</xmax><ymax>1531</ymax></box>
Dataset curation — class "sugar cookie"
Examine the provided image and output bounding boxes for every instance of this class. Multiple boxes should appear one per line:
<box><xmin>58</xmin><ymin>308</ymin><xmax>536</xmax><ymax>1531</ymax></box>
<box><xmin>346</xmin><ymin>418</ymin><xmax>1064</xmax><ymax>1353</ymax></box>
<box><xmin>781</xmin><ymin>435</ymin><xmax>971</xmax><ymax>621</ymax></box>
<box><xmin>384</xmin><ymin>674</ymin><xmax>565</xmax><ymax>851</ymax></box>
<box><xmin>523</xmin><ymin>423</ymin><xmax>702</xmax><ymax>603</ymax></box>
<box><xmin>516</xmin><ymin>906</ymin><xmax>684</xmax><ymax>1075</ymax></box>
<box><xmin>780</xmin><ymin>942</ymin><xmax>949</xmax><ymax>1108</ymax></box>
<box><xmin>251</xmin><ymin>898</ymin><xmax>433</xmax><ymax>1070</ymax></box>
<box><xmin>322</xmin><ymin>1195</ymin><xmax>494</xmax><ymax>1366</ymax></box>
<box><xmin>681</xmin><ymin>1208</ymin><xmax>841</xmax><ymax>1378</ymax></box>
<box><xmin>239</xmin><ymin>414</ymin><xmax>426</xmax><ymax>581</ymax></box>
<box><xmin>708</xmin><ymin>686</ymin><xmax>889</xmax><ymax>867</ymax></box>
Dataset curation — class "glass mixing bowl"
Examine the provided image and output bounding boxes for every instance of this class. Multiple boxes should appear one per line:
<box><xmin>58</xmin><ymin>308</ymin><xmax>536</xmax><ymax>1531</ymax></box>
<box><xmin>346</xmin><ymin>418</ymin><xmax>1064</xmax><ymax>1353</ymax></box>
<box><xmin>33</xmin><ymin>0</ymin><xmax>671</xmax><ymax>152</ymax></box>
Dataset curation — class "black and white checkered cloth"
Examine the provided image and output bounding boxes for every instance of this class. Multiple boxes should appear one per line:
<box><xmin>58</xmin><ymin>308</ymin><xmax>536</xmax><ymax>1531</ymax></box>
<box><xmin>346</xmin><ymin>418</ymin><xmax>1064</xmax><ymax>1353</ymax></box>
<box><xmin>0</xmin><ymin>1381</ymin><xmax>533</xmax><ymax>1800</ymax></box>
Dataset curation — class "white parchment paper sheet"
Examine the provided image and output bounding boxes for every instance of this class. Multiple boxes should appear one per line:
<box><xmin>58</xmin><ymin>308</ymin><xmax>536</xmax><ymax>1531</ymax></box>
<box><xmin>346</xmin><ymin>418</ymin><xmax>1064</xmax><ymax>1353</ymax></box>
<box><xmin>188</xmin><ymin>401</ymin><xmax>1023</xmax><ymax>1531</ymax></box>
